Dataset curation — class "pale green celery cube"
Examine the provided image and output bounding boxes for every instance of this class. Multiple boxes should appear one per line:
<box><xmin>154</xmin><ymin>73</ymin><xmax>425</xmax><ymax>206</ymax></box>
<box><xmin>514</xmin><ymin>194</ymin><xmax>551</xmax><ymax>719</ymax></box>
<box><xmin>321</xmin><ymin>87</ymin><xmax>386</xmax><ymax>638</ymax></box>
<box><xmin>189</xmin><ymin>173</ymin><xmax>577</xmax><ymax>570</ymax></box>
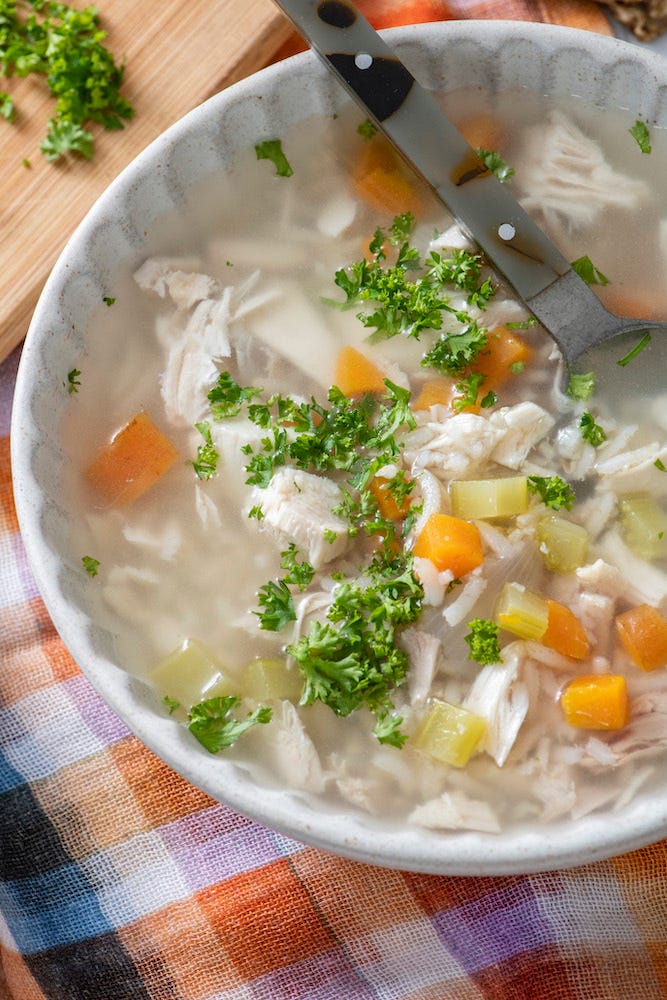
<box><xmin>150</xmin><ymin>638</ymin><xmax>234</xmax><ymax>710</ymax></box>
<box><xmin>413</xmin><ymin>697</ymin><xmax>486</xmax><ymax>767</ymax></box>
<box><xmin>619</xmin><ymin>492</ymin><xmax>667</xmax><ymax>561</ymax></box>
<box><xmin>537</xmin><ymin>514</ymin><xmax>589</xmax><ymax>573</ymax></box>
<box><xmin>450</xmin><ymin>476</ymin><xmax>528</xmax><ymax>520</ymax></box>
<box><xmin>242</xmin><ymin>657</ymin><xmax>303</xmax><ymax>701</ymax></box>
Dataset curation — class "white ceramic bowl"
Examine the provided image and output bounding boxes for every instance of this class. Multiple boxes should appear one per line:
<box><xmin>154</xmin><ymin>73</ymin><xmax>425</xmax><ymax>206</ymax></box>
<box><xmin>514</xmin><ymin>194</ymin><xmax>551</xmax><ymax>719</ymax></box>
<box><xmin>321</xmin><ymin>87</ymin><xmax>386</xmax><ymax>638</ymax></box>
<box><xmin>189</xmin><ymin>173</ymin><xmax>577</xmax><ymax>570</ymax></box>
<box><xmin>11</xmin><ymin>21</ymin><xmax>667</xmax><ymax>874</ymax></box>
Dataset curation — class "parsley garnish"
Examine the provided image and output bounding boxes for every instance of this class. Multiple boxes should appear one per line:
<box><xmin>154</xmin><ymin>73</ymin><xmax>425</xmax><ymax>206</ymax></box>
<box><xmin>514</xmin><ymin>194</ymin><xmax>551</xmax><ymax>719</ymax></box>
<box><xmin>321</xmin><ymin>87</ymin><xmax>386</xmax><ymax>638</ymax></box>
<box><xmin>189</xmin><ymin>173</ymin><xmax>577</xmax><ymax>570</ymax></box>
<box><xmin>655</xmin><ymin>459</ymin><xmax>667</xmax><ymax>474</ymax></box>
<box><xmin>255</xmin><ymin>579</ymin><xmax>296</xmax><ymax>632</ymax></box>
<box><xmin>287</xmin><ymin>556</ymin><xmax>423</xmax><ymax>747</ymax></box>
<box><xmin>527</xmin><ymin>475</ymin><xmax>575</xmax><ymax>511</ymax></box>
<box><xmin>476</xmin><ymin>147</ymin><xmax>515</xmax><ymax>183</ymax></box>
<box><xmin>580</xmin><ymin>412</ymin><xmax>607</xmax><ymax>447</ymax></box>
<box><xmin>0</xmin><ymin>1</ymin><xmax>134</xmax><ymax>160</ymax></box>
<box><xmin>465</xmin><ymin>618</ymin><xmax>502</xmax><ymax>665</ymax></box>
<box><xmin>421</xmin><ymin>320</ymin><xmax>488</xmax><ymax>376</ymax></box>
<box><xmin>0</xmin><ymin>91</ymin><xmax>15</xmax><ymax>121</ymax></box>
<box><xmin>81</xmin><ymin>555</ymin><xmax>99</xmax><ymax>576</ymax></box>
<box><xmin>630</xmin><ymin>119</ymin><xmax>651</xmax><ymax>154</ymax></box>
<box><xmin>571</xmin><ymin>256</ymin><xmax>609</xmax><ymax>286</ymax></box>
<box><xmin>566</xmin><ymin>371</ymin><xmax>595</xmax><ymax>401</ymax></box>
<box><xmin>208</xmin><ymin>371</ymin><xmax>262</xmax><ymax>419</ymax></box>
<box><xmin>189</xmin><ymin>421</ymin><xmax>219</xmax><ymax>480</ymax></box>
<box><xmin>163</xmin><ymin>695</ymin><xmax>180</xmax><ymax>715</ymax></box>
<box><xmin>280</xmin><ymin>543</ymin><xmax>315</xmax><ymax>591</ymax></box>
<box><xmin>255</xmin><ymin>138</ymin><xmax>293</xmax><ymax>177</ymax></box>
<box><xmin>66</xmin><ymin>367</ymin><xmax>81</xmax><ymax>394</ymax></box>
<box><xmin>102</xmin><ymin>295</ymin><xmax>116</xmax><ymax>306</ymax></box>
<box><xmin>452</xmin><ymin>372</ymin><xmax>485</xmax><ymax>412</ymax></box>
<box><xmin>188</xmin><ymin>696</ymin><xmax>272</xmax><ymax>753</ymax></box>
<box><xmin>357</xmin><ymin>117</ymin><xmax>377</xmax><ymax>140</ymax></box>
<box><xmin>332</xmin><ymin>220</ymin><xmax>495</xmax><ymax>344</ymax></box>
<box><xmin>617</xmin><ymin>332</ymin><xmax>651</xmax><ymax>367</ymax></box>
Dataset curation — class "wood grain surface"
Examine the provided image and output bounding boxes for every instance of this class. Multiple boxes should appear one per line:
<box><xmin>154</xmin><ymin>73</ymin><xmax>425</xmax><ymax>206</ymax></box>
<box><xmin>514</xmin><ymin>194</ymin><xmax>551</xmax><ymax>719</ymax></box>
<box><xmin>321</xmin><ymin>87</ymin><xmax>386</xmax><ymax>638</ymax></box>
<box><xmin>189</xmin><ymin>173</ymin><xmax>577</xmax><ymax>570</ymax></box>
<box><xmin>0</xmin><ymin>0</ymin><xmax>293</xmax><ymax>362</ymax></box>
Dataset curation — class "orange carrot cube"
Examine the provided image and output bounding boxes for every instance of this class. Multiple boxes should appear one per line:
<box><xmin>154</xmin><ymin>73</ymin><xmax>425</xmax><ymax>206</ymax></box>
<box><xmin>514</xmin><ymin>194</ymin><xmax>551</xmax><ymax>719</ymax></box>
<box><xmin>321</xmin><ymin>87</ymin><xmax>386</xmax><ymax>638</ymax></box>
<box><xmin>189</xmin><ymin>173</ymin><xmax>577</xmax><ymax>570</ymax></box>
<box><xmin>560</xmin><ymin>674</ymin><xmax>629</xmax><ymax>731</ymax></box>
<box><xmin>541</xmin><ymin>600</ymin><xmax>590</xmax><ymax>660</ymax></box>
<box><xmin>616</xmin><ymin>604</ymin><xmax>667</xmax><ymax>672</ymax></box>
<box><xmin>87</xmin><ymin>411</ymin><xmax>179</xmax><ymax>506</ymax></box>
<box><xmin>413</xmin><ymin>513</ymin><xmax>484</xmax><ymax>578</ymax></box>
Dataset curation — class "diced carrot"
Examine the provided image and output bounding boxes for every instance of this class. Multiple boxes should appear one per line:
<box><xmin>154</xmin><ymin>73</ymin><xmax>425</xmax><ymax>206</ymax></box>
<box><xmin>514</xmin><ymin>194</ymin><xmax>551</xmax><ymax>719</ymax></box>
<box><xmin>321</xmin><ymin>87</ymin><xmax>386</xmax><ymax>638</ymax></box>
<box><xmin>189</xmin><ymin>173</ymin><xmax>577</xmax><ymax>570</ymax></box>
<box><xmin>411</xmin><ymin>377</ymin><xmax>479</xmax><ymax>414</ymax></box>
<box><xmin>560</xmin><ymin>674</ymin><xmax>629</xmax><ymax>731</ymax></box>
<box><xmin>368</xmin><ymin>0</ymin><xmax>449</xmax><ymax>29</ymax></box>
<box><xmin>541</xmin><ymin>599</ymin><xmax>590</xmax><ymax>660</ymax></box>
<box><xmin>616</xmin><ymin>604</ymin><xmax>667</xmax><ymax>672</ymax></box>
<box><xmin>369</xmin><ymin>476</ymin><xmax>411</xmax><ymax>521</ymax></box>
<box><xmin>335</xmin><ymin>346</ymin><xmax>387</xmax><ymax>397</ymax></box>
<box><xmin>86</xmin><ymin>411</ymin><xmax>179</xmax><ymax>506</ymax></box>
<box><xmin>472</xmin><ymin>327</ymin><xmax>532</xmax><ymax>393</ymax></box>
<box><xmin>413</xmin><ymin>513</ymin><xmax>484</xmax><ymax>578</ymax></box>
<box><xmin>353</xmin><ymin>137</ymin><xmax>422</xmax><ymax>217</ymax></box>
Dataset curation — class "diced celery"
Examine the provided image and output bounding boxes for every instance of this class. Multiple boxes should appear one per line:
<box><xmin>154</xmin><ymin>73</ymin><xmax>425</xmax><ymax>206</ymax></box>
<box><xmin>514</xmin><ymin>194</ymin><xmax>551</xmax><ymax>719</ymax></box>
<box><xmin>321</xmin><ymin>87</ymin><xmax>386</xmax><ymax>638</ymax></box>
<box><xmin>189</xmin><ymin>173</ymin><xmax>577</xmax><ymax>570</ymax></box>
<box><xmin>242</xmin><ymin>657</ymin><xmax>302</xmax><ymax>701</ymax></box>
<box><xmin>413</xmin><ymin>697</ymin><xmax>486</xmax><ymax>767</ymax></box>
<box><xmin>450</xmin><ymin>476</ymin><xmax>529</xmax><ymax>520</ymax></box>
<box><xmin>495</xmin><ymin>581</ymin><xmax>549</xmax><ymax>640</ymax></box>
<box><xmin>619</xmin><ymin>492</ymin><xmax>667</xmax><ymax>561</ymax></box>
<box><xmin>150</xmin><ymin>638</ymin><xmax>235</xmax><ymax>709</ymax></box>
<box><xmin>536</xmin><ymin>514</ymin><xmax>589</xmax><ymax>573</ymax></box>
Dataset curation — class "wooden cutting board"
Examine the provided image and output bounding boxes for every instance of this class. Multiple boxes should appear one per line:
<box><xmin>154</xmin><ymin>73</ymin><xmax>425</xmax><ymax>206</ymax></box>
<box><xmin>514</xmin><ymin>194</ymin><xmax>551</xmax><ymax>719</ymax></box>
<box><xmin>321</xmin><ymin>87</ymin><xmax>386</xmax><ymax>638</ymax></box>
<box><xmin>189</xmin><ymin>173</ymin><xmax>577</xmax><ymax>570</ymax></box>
<box><xmin>0</xmin><ymin>0</ymin><xmax>293</xmax><ymax>362</ymax></box>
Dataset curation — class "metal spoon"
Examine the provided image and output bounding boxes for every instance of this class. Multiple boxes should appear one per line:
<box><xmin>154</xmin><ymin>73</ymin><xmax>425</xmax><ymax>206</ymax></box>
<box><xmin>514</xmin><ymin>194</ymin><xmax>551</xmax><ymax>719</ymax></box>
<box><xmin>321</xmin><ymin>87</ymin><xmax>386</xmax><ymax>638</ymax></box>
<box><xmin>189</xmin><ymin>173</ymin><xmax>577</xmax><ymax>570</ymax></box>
<box><xmin>272</xmin><ymin>0</ymin><xmax>667</xmax><ymax>368</ymax></box>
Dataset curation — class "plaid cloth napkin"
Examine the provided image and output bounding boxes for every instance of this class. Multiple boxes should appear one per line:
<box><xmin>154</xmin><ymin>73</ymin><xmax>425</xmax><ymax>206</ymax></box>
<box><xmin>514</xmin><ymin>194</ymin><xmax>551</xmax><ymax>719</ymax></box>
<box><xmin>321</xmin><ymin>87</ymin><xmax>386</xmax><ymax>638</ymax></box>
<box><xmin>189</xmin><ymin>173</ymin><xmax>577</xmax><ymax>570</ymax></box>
<box><xmin>4</xmin><ymin>3</ymin><xmax>667</xmax><ymax>999</ymax></box>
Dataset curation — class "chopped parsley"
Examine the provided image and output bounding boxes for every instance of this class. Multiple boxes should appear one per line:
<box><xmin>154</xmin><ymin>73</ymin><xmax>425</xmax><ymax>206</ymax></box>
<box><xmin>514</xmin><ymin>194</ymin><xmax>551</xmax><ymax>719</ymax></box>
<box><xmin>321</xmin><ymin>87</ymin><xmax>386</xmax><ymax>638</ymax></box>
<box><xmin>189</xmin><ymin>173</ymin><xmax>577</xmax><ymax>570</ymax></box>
<box><xmin>617</xmin><ymin>331</ymin><xmax>651</xmax><ymax>367</ymax></box>
<box><xmin>102</xmin><ymin>295</ymin><xmax>116</xmax><ymax>306</ymax></box>
<box><xmin>0</xmin><ymin>1</ymin><xmax>134</xmax><ymax>160</ymax></box>
<box><xmin>280</xmin><ymin>543</ymin><xmax>315</xmax><ymax>591</ymax></box>
<box><xmin>357</xmin><ymin>117</ymin><xmax>377</xmax><ymax>140</ymax></box>
<box><xmin>163</xmin><ymin>695</ymin><xmax>180</xmax><ymax>715</ymax></box>
<box><xmin>452</xmin><ymin>372</ymin><xmax>485</xmax><ymax>412</ymax></box>
<box><xmin>207</xmin><ymin>371</ymin><xmax>262</xmax><ymax>419</ymax></box>
<box><xmin>189</xmin><ymin>421</ymin><xmax>219</xmax><ymax>480</ymax></box>
<box><xmin>207</xmin><ymin>369</ymin><xmax>426</xmax><ymax>745</ymax></box>
<box><xmin>527</xmin><ymin>475</ymin><xmax>575</xmax><ymax>511</ymax></box>
<box><xmin>465</xmin><ymin>618</ymin><xmax>502</xmax><ymax>665</ymax></box>
<box><xmin>566</xmin><ymin>371</ymin><xmax>595</xmax><ymax>401</ymax></box>
<box><xmin>287</xmin><ymin>554</ymin><xmax>423</xmax><ymax>747</ymax></box>
<box><xmin>254</xmin><ymin>138</ymin><xmax>293</xmax><ymax>177</ymax></box>
<box><xmin>476</xmin><ymin>147</ymin><xmax>515</xmax><ymax>183</ymax></box>
<box><xmin>421</xmin><ymin>320</ymin><xmax>488</xmax><ymax>376</ymax></box>
<box><xmin>579</xmin><ymin>412</ymin><xmax>607</xmax><ymax>447</ymax></box>
<box><xmin>630</xmin><ymin>119</ymin><xmax>651</xmax><ymax>154</ymax></box>
<box><xmin>255</xmin><ymin>578</ymin><xmax>296</xmax><ymax>632</ymax></box>
<box><xmin>81</xmin><ymin>555</ymin><xmax>99</xmax><ymax>576</ymax></box>
<box><xmin>571</xmin><ymin>255</ymin><xmax>609</xmax><ymax>286</ymax></box>
<box><xmin>66</xmin><ymin>367</ymin><xmax>81</xmax><ymax>394</ymax></box>
<box><xmin>0</xmin><ymin>91</ymin><xmax>15</xmax><ymax>121</ymax></box>
<box><xmin>655</xmin><ymin>459</ymin><xmax>667</xmax><ymax>473</ymax></box>
<box><xmin>188</xmin><ymin>696</ymin><xmax>272</xmax><ymax>753</ymax></box>
<box><xmin>332</xmin><ymin>219</ymin><xmax>495</xmax><ymax>345</ymax></box>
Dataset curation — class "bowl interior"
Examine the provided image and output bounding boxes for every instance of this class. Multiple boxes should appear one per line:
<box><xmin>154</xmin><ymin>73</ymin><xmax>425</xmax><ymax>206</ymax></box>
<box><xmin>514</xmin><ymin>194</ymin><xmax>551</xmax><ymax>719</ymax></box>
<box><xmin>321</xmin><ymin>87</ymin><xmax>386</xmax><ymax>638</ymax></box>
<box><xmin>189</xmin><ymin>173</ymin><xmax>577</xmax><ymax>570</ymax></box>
<box><xmin>11</xmin><ymin>20</ymin><xmax>667</xmax><ymax>874</ymax></box>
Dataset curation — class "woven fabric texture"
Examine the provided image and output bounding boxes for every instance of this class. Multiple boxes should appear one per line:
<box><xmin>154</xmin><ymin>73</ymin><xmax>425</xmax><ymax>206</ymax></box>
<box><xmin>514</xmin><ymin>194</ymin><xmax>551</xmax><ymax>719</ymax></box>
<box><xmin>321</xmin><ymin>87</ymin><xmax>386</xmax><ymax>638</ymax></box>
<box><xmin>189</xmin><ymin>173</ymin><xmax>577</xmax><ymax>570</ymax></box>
<box><xmin>4</xmin><ymin>2</ymin><xmax>667</xmax><ymax>998</ymax></box>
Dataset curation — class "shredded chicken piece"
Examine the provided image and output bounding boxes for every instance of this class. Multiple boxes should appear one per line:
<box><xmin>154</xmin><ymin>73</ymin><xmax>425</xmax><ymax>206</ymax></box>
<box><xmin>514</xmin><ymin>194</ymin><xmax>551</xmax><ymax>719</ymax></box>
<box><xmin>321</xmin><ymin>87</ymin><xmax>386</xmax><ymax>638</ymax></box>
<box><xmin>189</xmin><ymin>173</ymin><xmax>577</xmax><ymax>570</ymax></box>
<box><xmin>462</xmin><ymin>643</ymin><xmax>530</xmax><ymax>767</ymax></box>
<box><xmin>400</xmin><ymin>627</ymin><xmax>442</xmax><ymax>705</ymax></box>
<box><xmin>489</xmin><ymin>402</ymin><xmax>555</xmax><ymax>470</ymax></box>
<box><xmin>518</xmin><ymin>110</ymin><xmax>649</xmax><ymax>241</ymax></box>
<box><xmin>253</xmin><ymin>467</ymin><xmax>350</xmax><ymax>569</ymax></box>
<box><xmin>409</xmin><ymin>790</ymin><xmax>501</xmax><ymax>834</ymax></box>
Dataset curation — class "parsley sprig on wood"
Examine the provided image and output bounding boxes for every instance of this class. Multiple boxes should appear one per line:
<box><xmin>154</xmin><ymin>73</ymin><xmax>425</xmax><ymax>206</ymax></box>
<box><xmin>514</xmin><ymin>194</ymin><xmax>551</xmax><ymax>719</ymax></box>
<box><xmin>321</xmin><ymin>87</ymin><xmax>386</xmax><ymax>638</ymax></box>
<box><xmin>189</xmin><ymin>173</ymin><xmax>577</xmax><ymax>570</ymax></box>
<box><xmin>0</xmin><ymin>0</ymin><xmax>134</xmax><ymax>160</ymax></box>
